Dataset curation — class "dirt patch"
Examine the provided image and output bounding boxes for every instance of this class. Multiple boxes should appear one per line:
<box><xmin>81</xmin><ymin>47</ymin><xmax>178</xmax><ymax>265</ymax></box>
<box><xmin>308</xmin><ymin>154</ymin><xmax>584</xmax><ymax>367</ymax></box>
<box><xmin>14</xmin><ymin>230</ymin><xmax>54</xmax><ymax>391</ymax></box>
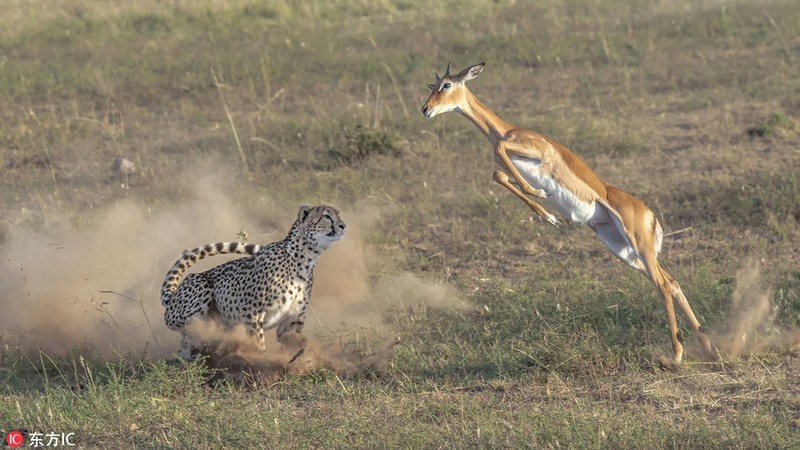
<box><xmin>194</xmin><ymin>319</ymin><xmax>401</xmax><ymax>387</ymax></box>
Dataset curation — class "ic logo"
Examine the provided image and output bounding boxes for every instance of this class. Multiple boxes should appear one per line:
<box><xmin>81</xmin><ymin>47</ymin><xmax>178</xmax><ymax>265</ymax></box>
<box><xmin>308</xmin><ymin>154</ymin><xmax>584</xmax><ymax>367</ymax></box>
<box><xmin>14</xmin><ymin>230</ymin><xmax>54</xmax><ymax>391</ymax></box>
<box><xmin>5</xmin><ymin>430</ymin><xmax>24</xmax><ymax>448</ymax></box>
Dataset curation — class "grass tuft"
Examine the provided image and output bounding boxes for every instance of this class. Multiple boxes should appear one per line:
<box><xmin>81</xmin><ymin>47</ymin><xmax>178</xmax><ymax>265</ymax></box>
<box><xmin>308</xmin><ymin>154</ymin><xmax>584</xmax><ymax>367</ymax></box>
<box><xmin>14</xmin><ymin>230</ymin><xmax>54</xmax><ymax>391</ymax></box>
<box><xmin>747</xmin><ymin>112</ymin><xmax>793</xmax><ymax>137</ymax></box>
<box><xmin>324</xmin><ymin>123</ymin><xmax>404</xmax><ymax>168</ymax></box>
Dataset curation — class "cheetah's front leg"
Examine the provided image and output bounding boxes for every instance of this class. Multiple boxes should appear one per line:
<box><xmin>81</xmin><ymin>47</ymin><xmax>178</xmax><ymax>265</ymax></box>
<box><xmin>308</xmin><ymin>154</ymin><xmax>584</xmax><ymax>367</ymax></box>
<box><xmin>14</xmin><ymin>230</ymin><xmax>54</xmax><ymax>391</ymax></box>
<box><xmin>247</xmin><ymin>314</ymin><xmax>269</xmax><ymax>353</ymax></box>
<box><xmin>276</xmin><ymin>312</ymin><xmax>308</xmax><ymax>362</ymax></box>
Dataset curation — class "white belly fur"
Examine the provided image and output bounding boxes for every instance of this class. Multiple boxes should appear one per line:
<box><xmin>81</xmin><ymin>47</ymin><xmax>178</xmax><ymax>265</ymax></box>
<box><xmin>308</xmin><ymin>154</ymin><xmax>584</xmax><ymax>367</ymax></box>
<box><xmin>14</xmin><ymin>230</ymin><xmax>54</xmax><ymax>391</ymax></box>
<box><xmin>263</xmin><ymin>279</ymin><xmax>307</xmax><ymax>329</ymax></box>
<box><xmin>508</xmin><ymin>157</ymin><xmax>596</xmax><ymax>224</ymax></box>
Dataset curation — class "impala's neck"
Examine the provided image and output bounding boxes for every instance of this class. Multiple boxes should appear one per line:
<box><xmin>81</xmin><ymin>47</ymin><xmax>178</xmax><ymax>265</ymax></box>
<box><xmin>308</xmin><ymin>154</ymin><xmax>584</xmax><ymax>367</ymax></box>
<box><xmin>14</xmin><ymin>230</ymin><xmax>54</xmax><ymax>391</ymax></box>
<box><xmin>458</xmin><ymin>89</ymin><xmax>515</xmax><ymax>145</ymax></box>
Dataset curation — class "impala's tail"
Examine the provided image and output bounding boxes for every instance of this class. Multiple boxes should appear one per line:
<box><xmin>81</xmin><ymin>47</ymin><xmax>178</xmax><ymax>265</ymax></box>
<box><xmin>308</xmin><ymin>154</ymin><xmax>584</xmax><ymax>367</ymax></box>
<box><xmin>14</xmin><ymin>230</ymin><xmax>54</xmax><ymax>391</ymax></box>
<box><xmin>160</xmin><ymin>242</ymin><xmax>261</xmax><ymax>306</ymax></box>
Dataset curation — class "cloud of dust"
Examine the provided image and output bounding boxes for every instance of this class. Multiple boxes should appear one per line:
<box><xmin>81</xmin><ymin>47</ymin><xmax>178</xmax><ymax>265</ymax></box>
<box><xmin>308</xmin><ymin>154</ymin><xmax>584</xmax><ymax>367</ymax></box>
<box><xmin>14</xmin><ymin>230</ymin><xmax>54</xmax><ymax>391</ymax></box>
<box><xmin>169</xmin><ymin>197</ymin><xmax>465</xmax><ymax>384</ymax></box>
<box><xmin>184</xmin><ymin>316</ymin><xmax>401</xmax><ymax>387</ymax></box>
<box><xmin>0</xmin><ymin>167</ymin><xmax>463</xmax><ymax>381</ymax></box>
<box><xmin>0</xmin><ymin>176</ymin><xmax>258</xmax><ymax>358</ymax></box>
<box><xmin>711</xmin><ymin>259</ymin><xmax>800</xmax><ymax>357</ymax></box>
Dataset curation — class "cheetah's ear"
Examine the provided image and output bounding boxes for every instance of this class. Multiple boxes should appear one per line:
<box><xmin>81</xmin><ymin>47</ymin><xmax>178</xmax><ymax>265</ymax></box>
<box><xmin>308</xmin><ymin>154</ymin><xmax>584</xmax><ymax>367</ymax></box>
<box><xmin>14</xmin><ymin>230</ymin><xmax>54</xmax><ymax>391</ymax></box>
<box><xmin>297</xmin><ymin>205</ymin><xmax>312</xmax><ymax>222</ymax></box>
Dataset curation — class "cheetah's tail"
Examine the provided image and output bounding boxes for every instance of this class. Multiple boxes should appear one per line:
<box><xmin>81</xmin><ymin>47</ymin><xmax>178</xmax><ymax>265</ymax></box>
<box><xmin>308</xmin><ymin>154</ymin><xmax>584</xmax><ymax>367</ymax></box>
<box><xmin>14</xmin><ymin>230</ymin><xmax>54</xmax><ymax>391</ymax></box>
<box><xmin>160</xmin><ymin>242</ymin><xmax>261</xmax><ymax>306</ymax></box>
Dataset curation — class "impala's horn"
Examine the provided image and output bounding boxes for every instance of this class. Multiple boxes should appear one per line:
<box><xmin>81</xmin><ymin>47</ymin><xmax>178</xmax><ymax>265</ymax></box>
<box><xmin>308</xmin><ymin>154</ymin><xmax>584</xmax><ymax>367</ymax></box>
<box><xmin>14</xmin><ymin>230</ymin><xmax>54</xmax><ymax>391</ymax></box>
<box><xmin>427</xmin><ymin>83</ymin><xmax>435</xmax><ymax>90</ymax></box>
<box><xmin>434</xmin><ymin>72</ymin><xmax>440</xmax><ymax>81</ymax></box>
<box><xmin>444</xmin><ymin>61</ymin><xmax>452</xmax><ymax>76</ymax></box>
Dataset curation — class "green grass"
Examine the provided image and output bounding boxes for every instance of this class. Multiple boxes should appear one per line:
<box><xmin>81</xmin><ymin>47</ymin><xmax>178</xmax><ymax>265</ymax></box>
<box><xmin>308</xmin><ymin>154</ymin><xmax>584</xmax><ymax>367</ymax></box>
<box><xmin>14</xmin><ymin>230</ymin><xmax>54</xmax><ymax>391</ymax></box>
<box><xmin>2</xmin><ymin>0</ymin><xmax>800</xmax><ymax>448</ymax></box>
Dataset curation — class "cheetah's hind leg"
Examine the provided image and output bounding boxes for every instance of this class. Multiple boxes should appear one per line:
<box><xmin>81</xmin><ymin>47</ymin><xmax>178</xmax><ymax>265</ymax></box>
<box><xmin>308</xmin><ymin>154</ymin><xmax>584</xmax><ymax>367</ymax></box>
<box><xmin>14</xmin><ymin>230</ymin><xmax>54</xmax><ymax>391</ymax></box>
<box><xmin>178</xmin><ymin>330</ymin><xmax>199</xmax><ymax>360</ymax></box>
<box><xmin>164</xmin><ymin>274</ymin><xmax>215</xmax><ymax>360</ymax></box>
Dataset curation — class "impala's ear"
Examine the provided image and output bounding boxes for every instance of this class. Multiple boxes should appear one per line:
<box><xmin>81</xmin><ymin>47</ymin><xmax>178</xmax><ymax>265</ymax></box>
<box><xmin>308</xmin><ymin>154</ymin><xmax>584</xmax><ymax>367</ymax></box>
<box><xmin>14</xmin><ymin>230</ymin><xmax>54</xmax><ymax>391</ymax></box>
<box><xmin>427</xmin><ymin>83</ymin><xmax>435</xmax><ymax>90</ymax></box>
<box><xmin>455</xmin><ymin>62</ymin><xmax>485</xmax><ymax>83</ymax></box>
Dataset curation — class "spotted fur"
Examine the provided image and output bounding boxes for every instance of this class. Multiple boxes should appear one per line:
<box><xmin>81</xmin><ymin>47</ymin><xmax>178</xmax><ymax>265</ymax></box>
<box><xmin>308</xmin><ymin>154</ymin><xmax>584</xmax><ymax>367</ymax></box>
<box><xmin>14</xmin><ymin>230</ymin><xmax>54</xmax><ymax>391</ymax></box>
<box><xmin>160</xmin><ymin>205</ymin><xmax>346</xmax><ymax>359</ymax></box>
<box><xmin>160</xmin><ymin>242</ymin><xmax>262</xmax><ymax>306</ymax></box>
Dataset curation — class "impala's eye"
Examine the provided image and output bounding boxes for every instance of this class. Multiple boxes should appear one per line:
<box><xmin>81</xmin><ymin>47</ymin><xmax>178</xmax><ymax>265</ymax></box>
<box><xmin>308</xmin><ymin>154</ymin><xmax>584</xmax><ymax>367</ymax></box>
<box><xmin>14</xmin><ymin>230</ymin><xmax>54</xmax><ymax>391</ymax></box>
<box><xmin>442</xmin><ymin>82</ymin><xmax>452</xmax><ymax>89</ymax></box>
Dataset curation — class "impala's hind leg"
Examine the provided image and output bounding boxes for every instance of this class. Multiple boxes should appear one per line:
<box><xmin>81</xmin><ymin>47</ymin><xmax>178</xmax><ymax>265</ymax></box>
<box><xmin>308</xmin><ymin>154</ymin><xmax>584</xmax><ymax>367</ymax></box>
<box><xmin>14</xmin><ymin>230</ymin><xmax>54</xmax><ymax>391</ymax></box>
<box><xmin>590</xmin><ymin>197</ymin><xmax>688</xmax><ymax>363</ymax></box>
<box><xmin>638</xmin><ymin>252</ymin><xmax>685</xmax><ymax>363</ymax></box>
<box><xmin>663</xmin><ymin>270</ymin><xmax>714</xmax><ymax>357</ymax></box>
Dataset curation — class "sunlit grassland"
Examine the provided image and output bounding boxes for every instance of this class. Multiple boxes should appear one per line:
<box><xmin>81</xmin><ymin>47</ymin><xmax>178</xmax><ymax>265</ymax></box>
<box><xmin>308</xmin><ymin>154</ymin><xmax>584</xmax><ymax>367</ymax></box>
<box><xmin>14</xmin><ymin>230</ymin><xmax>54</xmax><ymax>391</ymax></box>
<box><xmin>1</xmin><ymin>0</ymin><xmax>800</xmax><ymax>448</ymax></box>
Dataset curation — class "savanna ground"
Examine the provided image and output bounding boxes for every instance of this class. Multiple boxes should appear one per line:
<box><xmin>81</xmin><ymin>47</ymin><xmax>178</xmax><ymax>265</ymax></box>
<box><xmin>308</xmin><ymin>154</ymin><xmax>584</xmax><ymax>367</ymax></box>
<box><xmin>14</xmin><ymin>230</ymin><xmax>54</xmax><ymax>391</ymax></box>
<box><xmin>1</xmin><ymin>0</ymin><xmax>800</xmax><ymax>448</ymax></box>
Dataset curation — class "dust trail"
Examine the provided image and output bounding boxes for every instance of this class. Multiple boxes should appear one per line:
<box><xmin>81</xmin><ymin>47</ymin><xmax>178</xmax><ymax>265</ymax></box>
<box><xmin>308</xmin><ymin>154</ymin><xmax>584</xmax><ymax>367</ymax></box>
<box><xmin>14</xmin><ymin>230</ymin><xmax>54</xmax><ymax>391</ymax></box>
<box><xmin>711</xmin><ymin>259</ymin><xmax>800</xmax><ymax>357</ymax></box>
<box><xmin>0</xmin><ymin>177</ymin><xmax>257</xmax><ymax>358</ymax></box>
<box><xmin>0</xmin><ymin>169</ymin><xmax>463</xmax><ymax>380</ymax></box>
<box><xmin>189</xmin><ymin>266</ymin><xmax>465</xmax><ymax>385</ymax></box>
<box><xmin>185</xmin><ymin>318</ymin><xmax>400</xmax><ymax>386</ymax></box>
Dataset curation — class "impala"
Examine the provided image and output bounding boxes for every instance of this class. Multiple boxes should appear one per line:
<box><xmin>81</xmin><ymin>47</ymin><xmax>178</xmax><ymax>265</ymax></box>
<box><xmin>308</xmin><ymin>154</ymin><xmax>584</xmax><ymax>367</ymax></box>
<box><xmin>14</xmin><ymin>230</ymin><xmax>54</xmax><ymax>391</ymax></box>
<box><xmin>421</xmin><ymin>62</ymin><xmax>713</xmax><ymax>363</ymax></box>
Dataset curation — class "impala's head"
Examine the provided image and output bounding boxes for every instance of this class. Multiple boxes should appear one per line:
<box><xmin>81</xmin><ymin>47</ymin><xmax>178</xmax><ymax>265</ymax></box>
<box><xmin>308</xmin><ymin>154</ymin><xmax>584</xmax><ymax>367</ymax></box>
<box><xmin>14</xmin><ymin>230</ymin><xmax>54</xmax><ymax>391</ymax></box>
<box><xmin>421</xmin><ymin>61</ymin><xmax>485</xmax><ymax>118</ymax></box>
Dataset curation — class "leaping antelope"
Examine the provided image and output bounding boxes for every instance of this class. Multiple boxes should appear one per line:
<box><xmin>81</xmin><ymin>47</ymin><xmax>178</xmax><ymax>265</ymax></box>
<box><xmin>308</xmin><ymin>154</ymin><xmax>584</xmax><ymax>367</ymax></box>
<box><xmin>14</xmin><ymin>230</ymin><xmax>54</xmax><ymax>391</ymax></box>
<box><xmin>421</xmin><ymin>62</ymin><xmax>713</xmax><ymax>363</ymax></box>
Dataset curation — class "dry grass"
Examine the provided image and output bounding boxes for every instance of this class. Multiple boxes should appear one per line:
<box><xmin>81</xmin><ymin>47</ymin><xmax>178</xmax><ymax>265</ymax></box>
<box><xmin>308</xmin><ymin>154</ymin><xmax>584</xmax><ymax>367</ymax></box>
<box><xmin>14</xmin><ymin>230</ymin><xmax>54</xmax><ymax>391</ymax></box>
<box><xmin>1</xmin><ymin>0</ymin><xmax>800</xmax><ymax>448</ymax></box>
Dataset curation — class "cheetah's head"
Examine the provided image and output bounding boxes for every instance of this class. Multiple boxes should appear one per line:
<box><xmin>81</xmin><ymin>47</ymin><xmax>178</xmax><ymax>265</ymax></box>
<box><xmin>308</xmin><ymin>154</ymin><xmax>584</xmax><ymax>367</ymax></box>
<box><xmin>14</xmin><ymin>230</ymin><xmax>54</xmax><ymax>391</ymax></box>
<box><xmin>296</xmin><ymin>205</ymin><xmax>346</xmax><ymax>250</ymax></box>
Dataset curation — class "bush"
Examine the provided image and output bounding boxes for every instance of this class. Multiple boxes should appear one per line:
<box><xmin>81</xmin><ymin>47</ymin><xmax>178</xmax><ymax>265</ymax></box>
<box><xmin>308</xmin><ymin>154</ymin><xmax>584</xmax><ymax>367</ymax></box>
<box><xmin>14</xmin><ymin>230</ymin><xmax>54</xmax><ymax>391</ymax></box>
<box><xmin>324</xmin><ymin>123</ymin><xmax>402</xmax><ymax>168</ymax></box>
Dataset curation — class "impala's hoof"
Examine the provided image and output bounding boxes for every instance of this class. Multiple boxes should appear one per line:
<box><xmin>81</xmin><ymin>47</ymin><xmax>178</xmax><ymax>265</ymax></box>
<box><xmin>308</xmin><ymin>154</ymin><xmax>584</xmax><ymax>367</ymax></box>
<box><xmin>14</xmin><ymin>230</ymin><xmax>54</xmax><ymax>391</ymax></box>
<box><xmin>656</xmin><ymin>354</ymin><xmax>681</xmax><ymax>371</ymax></box>
<box><xmin>545</xmin><ymin>214</ymin><xmax>559</xmax><ymax>228</ymax></box>
<box><xmin>698</xmin><ymin>334</ymin><xmax>714</xmax><ymax>357</ymax></box>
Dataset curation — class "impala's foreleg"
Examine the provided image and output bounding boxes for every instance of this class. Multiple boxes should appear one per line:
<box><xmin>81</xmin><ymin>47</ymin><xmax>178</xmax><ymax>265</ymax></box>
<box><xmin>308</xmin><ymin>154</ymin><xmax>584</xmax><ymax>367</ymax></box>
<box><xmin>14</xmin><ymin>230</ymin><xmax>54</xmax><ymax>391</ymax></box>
<box><xmin>493</xmin><ymin>141</ymin><xmax>559</xmax><ymax>227</ymax></box>
<box><xmin>494</xmin><ymin>141</ymin><xmax>549</xmax><ymax>198</ymax></box>
<box><xmin>493</xmin><ymin>171</ymin><xmax>558</xmax><ymax>226</ymax></box>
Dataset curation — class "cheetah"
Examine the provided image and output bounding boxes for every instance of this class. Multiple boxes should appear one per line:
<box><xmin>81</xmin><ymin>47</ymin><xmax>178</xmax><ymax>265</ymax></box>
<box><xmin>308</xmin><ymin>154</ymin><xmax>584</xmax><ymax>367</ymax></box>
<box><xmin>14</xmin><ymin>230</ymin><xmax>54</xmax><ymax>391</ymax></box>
<box><xmin>160</xmin><ymin>205</ymin><xmax>346</xmax><ymax>359</ymax></box>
